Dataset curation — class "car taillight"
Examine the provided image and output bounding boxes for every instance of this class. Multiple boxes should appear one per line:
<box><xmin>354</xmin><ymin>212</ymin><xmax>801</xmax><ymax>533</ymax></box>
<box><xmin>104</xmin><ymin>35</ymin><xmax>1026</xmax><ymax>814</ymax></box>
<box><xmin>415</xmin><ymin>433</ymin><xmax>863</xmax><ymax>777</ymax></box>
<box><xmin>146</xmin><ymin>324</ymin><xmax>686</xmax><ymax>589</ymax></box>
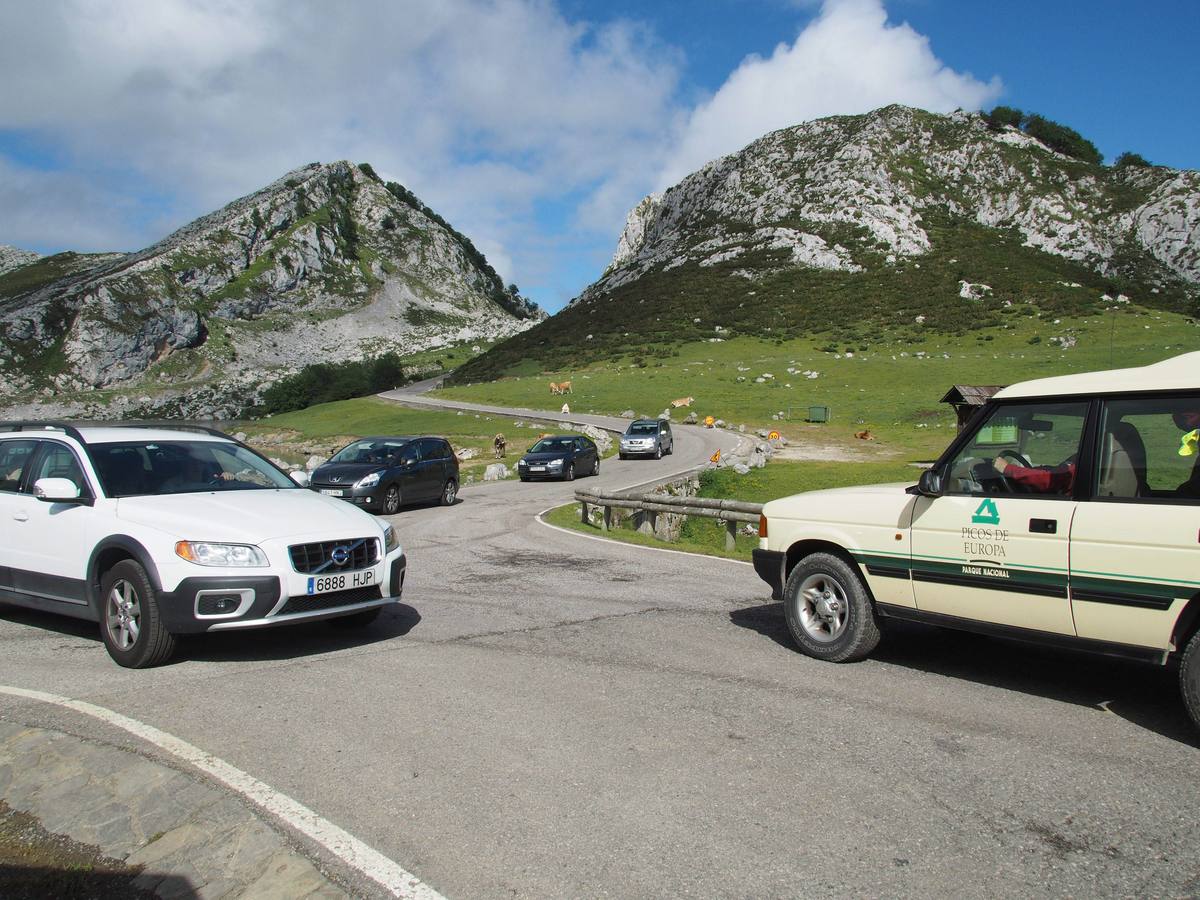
<box><xmin>759</xmin><ymin>514</ymin><xmax>767</xmax><ymax>537</ymax></box>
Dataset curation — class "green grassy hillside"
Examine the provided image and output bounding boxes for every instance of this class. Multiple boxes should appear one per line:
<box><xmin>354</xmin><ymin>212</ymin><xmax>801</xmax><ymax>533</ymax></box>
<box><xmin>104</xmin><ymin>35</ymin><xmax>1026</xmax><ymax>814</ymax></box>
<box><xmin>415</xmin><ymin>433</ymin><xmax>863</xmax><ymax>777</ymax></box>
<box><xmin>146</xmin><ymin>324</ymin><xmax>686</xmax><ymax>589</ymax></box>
<box><xmin>437</xmin><ymin>304</ymin><xmax>1198</xmax><ymax>458</ymax></box>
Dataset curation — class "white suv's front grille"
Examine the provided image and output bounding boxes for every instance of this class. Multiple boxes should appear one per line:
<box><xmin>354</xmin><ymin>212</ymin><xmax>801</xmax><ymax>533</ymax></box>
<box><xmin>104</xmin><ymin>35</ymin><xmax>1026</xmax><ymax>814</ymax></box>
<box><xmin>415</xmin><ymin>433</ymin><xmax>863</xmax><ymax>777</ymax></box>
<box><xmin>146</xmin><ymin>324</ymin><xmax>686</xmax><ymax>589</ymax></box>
<box><xmin>289</xmin><ymin>537</ymin><xmax>379</xmax><ymax>574</ymax></box>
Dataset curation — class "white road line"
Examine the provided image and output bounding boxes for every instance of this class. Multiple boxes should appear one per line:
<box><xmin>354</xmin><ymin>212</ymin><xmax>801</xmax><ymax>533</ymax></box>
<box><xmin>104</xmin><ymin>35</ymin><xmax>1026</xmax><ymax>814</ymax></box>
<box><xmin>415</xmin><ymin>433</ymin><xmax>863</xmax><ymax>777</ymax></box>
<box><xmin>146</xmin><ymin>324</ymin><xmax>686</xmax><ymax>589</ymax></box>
<box><xmin>0</xmin><ymin>685</ymin><xmax>445</xmax><ymax>900</ymax></box>
<box><xmin>536</xmin><ymin>506</ymin><xmax>755</xmax><ymax>567</ymax></box>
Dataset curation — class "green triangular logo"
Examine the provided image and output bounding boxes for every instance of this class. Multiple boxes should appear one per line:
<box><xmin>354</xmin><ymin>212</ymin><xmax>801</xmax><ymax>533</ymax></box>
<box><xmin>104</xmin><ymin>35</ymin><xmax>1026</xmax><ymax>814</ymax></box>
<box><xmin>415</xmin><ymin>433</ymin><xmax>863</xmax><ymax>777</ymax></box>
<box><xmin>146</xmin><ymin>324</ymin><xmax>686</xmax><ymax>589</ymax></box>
<box><xmin>972</xmin><ymin>498</ymin><xmax>1000</xmax><ymax>525</ymax></box>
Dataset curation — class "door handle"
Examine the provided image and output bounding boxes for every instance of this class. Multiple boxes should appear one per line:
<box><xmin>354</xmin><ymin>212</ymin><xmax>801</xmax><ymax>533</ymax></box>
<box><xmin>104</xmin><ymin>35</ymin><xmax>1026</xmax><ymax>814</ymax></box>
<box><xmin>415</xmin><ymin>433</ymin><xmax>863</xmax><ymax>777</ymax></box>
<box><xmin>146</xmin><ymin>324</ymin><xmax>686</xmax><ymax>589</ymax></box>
<box><xmin>13</xmin><ymin>511</ymin><xmax>28</xmax><ymax>522</ymax></box>
<box><xmin>1029</xmin><ymin>518</ymin><xmax>1057</xmax><ymax>534</ymax></box>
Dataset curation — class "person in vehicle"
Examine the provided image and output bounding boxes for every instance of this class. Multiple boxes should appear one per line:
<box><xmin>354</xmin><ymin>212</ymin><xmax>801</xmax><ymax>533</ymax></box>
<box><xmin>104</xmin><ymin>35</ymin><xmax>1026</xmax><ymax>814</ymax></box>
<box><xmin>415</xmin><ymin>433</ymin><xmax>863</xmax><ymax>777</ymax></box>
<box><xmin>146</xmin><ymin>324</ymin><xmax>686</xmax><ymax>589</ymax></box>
<box><xmin>990</xmin><ymin>453</ymin><xmax>1076</xmax><ymax>494</ymax></box>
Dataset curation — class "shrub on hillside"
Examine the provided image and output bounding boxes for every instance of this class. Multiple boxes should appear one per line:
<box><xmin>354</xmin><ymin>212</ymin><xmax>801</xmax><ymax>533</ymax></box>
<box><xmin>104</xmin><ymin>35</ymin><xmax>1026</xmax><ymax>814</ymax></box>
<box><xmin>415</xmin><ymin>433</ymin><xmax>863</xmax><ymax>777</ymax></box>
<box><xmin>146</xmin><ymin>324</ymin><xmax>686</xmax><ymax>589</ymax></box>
<box><xmin>1115</xmin><ymin>151</ymin><xmax>1153</xmax><ymax>169</ymax></box>
<box><xmin>250</xmin><ymin>353</ymin><xmax>410</xmax><ymax>416</ymax></box>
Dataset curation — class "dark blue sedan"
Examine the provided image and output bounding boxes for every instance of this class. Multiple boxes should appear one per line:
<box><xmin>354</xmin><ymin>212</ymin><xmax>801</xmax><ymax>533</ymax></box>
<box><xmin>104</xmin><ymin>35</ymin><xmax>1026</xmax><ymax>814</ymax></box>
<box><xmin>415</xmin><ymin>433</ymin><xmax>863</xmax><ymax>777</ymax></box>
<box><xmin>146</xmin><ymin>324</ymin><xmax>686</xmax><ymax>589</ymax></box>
<box><xmin>517</xmin><ymin>435</ymin><xmax>599</xmax><ymax>481</ymax></box>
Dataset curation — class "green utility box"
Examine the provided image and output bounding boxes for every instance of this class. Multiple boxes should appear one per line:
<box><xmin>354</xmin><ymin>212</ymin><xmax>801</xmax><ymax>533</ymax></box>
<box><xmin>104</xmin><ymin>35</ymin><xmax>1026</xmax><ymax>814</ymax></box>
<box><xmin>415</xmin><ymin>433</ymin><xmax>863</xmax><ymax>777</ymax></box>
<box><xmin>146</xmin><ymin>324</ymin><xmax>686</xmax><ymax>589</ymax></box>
<box><xmin>806</xmin><ymin>406</ymin><xmax>830</xmax><ymax>423</ymax></box>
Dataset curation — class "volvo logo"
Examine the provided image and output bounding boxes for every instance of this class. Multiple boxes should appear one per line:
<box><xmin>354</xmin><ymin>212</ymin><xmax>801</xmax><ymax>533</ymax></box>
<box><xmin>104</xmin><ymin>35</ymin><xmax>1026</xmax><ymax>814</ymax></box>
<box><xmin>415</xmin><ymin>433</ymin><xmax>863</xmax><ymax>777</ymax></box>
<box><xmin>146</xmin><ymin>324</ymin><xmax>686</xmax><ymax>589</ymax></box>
<box><xmin>330</xmin><ymin>545</ymin><xmax>352</xmax><ymax>566</ymax></box>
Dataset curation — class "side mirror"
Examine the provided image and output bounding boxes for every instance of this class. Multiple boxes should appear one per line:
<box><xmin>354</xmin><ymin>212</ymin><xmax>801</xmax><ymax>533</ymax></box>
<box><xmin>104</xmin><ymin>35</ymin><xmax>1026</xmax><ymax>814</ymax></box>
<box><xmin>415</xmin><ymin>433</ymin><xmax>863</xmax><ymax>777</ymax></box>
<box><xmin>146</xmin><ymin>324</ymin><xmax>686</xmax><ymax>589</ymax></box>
<box><xmin>290</xmin><ymin>470</ymin><xmax>310</xmax><ymax>487</ymax></box>
<box><xmin>911</xmin><ymin>469</ymin><xmax>942</xmax><ymax>497</ymax></box>
<box><xmin>33</xmin><ymin>477</ymin><xmax>86</xmax><ymax>504</ymax></box>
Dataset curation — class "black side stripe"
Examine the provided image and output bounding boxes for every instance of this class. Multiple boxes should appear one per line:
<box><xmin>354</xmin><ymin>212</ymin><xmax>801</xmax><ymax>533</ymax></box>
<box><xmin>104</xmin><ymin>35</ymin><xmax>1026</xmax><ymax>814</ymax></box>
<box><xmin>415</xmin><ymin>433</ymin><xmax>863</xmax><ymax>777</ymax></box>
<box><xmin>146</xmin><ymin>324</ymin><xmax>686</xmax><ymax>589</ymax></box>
<box><xmin>1069</xmin><ymin>588</ymin><xmax>1173</xmax><ymax>612</ymax></box>
<box><xmin>865</xmin><ymin>564</ymin><xmax>910</xmax><ymax>580</ymax></box>
<box><xmin>911</xmin><ymin>569</ymin><xmax>1069</xmax><ymax>599</ymax></box>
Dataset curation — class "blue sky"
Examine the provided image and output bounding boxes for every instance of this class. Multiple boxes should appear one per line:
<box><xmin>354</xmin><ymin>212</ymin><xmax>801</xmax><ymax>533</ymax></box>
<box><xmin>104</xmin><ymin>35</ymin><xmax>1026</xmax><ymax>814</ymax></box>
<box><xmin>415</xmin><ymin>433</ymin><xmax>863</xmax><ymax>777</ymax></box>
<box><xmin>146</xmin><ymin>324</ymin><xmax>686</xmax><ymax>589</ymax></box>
<box><xmin>1</xmin><ymin>0</ymin><xmax>1196</xmax><ymax>313</ymax></box>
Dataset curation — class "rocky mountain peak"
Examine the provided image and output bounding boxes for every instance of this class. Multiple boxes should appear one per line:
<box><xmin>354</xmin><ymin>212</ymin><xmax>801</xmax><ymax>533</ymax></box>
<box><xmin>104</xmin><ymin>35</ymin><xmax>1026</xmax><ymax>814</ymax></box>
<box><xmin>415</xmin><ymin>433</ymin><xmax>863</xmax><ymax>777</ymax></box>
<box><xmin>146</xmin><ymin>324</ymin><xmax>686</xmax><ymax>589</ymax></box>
<box><xmin>591</xmin><ymin>105</ymin><xmax>1200</xmax><ymax>301</ymax></box>
<box><xmin>0</xmin><ymin>161</ymin><xmax>543</xmax><ymax>418</ymax></box>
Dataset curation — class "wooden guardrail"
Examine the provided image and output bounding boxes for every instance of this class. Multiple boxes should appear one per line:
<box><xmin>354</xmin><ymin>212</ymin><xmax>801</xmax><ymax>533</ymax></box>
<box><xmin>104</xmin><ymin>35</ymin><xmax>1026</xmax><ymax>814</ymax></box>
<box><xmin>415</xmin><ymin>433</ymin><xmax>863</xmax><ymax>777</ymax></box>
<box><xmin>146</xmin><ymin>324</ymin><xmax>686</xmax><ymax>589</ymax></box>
<box><xmin>573</xmin><ymin>488</ymin><xmax>763</xmax><ymax>550</ymax></box>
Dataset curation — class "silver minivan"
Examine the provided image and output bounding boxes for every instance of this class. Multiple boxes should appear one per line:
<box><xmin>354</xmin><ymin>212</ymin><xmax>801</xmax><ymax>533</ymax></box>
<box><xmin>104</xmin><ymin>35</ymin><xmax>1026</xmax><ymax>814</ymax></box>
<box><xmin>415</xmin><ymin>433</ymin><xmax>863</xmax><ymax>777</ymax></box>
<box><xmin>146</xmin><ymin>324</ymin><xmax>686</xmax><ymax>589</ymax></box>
<box><xmin>619</xmin><ymin>419</ymin><xmax>673</xmax><ymax>460</ymax></box>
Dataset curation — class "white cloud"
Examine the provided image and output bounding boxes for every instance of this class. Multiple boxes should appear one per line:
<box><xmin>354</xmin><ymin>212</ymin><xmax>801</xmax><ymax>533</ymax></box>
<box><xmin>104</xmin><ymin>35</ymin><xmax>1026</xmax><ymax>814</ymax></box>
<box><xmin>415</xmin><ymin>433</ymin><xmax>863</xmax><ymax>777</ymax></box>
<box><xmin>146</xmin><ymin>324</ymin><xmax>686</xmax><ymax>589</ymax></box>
<box><xmin>0</xmin><ymin>0</ymin><xmax>1005</xmax><ymax>307</ymax></box>
<box><xmin>0</xmin><ymin>0</ymin><xmax>681</xmax><ymax>298</ymax></box>
<box><xmin>657</xmin><ymin>0</ymin><xmax>1002</xmax><ymax>187</ymax></box>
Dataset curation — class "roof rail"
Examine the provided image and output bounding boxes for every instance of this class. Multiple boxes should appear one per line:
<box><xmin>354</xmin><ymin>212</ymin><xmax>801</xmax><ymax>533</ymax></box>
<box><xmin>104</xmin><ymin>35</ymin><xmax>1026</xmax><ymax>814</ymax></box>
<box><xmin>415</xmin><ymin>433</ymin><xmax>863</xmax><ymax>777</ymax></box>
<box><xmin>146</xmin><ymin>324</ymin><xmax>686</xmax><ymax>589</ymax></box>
<box><xmin>0</xmin><ymin>421</ymin><xmax>87</xmax><ymax>443</ymax></box>
<box><xmin>0</xmin><ymin>420</ymin><xmax>235</xmax><ymax>447</ymax></box>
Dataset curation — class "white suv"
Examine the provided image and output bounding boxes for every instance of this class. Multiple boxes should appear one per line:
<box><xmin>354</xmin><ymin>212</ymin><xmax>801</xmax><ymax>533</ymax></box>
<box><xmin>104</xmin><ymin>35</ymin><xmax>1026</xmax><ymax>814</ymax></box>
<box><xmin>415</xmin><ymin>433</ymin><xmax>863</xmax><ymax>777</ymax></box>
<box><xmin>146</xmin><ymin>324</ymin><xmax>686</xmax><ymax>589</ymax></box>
<box><xmin>754</xmin><ymin>352</ymin><xmax>1200</xmax><ymax>731</ymax></box>
<box><xmin>0</xmin><ymin>423</ymin><xmax>407</xmax><ymax>667</ymax></box>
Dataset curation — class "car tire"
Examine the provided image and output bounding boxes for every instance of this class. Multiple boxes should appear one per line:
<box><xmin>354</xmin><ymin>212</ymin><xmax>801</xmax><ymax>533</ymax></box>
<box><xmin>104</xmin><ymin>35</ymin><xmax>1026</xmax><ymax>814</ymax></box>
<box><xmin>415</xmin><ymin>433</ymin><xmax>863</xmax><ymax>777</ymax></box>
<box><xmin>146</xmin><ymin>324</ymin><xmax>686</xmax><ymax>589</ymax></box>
<box><xmin>520</xmin><ymin>475</ymin><xmax>529</xmax><ymax>482</ymax></box>
<box><xmin>440</xmin><ymin>479</ymin><xmax>458</xmax><ymax>506</ymax></box>
<box><xmin>619</xmin><ymin>453</ymin><xmax>627</xmax><ymax>461</ymax></box>
<box><xmin>782</xmin><ymin>552</ymin><xmax>880</xmax><ymax>663</ymax></box>
<box><xmin>1181</xmin><ymin>629</ymin><xmax>1200</xmax><ymax>732</ymax></box>
<box><xmin>565</xmin><ymin>463</ymin><xmax>575</xmax><ymax>481</ymax></box>
<box><xmin>333</xmin><ymin>607</ymin><xmax>382</xmax><ymax>628</ymax></box>
<box><xmin>592</xmin><ymin>457</ymin><xmax>600</xmax><ymax>476</ymax></box>
<box><xmin>381</xmin><ymin>484</ymin><xmax>401</xmax><ymax>515</ymax></box>
<box><xmin>100</xmin><ymin>559</ymin><xmax>177</xmax><ymax>669</ymax></box>
<box><xmin>654</xmin><ymin>446</ymin><xmax>662</xmax><ymax>460</ymax></box>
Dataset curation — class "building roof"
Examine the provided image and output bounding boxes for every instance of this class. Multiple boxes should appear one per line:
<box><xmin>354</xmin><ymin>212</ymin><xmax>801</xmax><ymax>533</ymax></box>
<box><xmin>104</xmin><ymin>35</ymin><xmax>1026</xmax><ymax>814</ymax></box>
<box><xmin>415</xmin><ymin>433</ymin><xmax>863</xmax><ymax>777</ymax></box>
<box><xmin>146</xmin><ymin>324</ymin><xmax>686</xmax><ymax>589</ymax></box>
<box><xmin>939</xmin><ymin>385</ymin><xmax>1006</xmax><ymax>406</ymax></box>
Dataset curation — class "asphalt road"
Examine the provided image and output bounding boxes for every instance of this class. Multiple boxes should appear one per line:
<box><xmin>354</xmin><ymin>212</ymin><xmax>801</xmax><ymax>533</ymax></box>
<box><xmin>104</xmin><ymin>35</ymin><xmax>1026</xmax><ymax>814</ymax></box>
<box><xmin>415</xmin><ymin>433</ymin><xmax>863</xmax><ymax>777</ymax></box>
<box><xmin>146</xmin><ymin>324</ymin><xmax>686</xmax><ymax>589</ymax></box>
<box><xmin>0</xmin><ymin>396</ymin><xmax>1198</xmax><ymax>898</ymax></box>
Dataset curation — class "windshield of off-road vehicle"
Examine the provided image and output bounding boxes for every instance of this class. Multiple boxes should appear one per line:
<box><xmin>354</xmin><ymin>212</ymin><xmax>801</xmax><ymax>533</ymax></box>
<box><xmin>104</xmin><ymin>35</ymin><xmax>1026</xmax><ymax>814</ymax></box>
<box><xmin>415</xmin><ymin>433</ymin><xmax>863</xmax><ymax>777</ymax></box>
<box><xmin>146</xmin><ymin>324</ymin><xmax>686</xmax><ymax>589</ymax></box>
<box><xmin>329</xmin><ymin>439</ymin><xmax>409</xmax><ymax>465</ymax></box>
<box><xmin>627</xmin><ymin>423</ymin><xmax>658</xmax><ymax>435</ymax></box>
<box><xmin>531</xmin><ymin>438</ymin><xmax>573</xmax><ymax>453</ymax></box>
<box><xmin>92</xmin><ymin>441</ymin><xmax>296</xmax><ymax>497</ymax></box>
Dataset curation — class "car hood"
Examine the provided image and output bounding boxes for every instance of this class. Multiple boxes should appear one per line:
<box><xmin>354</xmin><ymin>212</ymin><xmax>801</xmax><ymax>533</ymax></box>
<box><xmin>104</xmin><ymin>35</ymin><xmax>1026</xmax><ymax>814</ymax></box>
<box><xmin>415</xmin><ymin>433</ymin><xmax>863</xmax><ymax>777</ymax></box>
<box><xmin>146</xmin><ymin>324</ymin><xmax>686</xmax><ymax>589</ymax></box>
<box><xmin>311</xmin><ymin>462</ymin><xmax>383</xmax><ymax>483</ymax></box>
<box><xmin>761</xmin><ymin>482</ymin><xmax>919</xmax><ymax>526</ymax></box>
<box><xmin>116</xmin><ymin>489</ymin><xmax>383</xmax><ymax>543</ymax></box>
<box><xmin>522</xmin><ymin>452</ymin><xmax>570</xmax><ymax>463</ymax></box>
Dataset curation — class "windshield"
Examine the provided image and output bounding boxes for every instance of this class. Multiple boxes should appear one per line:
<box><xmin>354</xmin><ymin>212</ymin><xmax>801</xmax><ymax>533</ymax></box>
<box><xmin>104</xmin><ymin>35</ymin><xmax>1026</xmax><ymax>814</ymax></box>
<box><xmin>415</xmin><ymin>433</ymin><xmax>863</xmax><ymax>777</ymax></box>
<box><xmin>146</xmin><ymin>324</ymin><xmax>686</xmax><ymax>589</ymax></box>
<box><xmin>91</xmin><ymin>440</ymin><xmax>297</xmax><ymax>497</ymax></box>
<box><xmin>627</xmin><ymin>423</ymin><xmax>658</xmax><ymax>435</ymax></box>
<box><xmin>530</xmin><ymin>438</ymin><xmax>574</xmax><ymax>453</ymax></box>
<box><xmin>329</xmin><ymin>439</ymin><xmax>408</xmax><ymax>465</ymax></box>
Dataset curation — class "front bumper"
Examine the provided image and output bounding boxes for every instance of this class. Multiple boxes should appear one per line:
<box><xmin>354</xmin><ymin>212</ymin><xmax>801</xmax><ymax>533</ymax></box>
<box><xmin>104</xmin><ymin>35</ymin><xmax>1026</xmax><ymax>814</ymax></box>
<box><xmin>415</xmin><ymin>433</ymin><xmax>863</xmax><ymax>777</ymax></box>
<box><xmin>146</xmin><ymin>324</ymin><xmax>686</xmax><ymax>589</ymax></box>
<box><xmin>518</xmin><ymin>465</ymin><xmax>568</xmax><ymax>480</ymax></box>
<box><xmin>753</xmin><ymin>548</ymin><xmax>786</xmax><ymax>601</ymax></box>
<box><xmin>159</xmin><ymin>553</ymin><xmax>407</xmax><ymax>632</ymax></box>
<box><xmin>620</xmin><ymin>443</ymin><xmax>659</xmax><ymax>457</ymax></box>
<box><xmin>311</xmin><ymin>483</ymin><xmax>383</xmax><ymax>509</ymax></box>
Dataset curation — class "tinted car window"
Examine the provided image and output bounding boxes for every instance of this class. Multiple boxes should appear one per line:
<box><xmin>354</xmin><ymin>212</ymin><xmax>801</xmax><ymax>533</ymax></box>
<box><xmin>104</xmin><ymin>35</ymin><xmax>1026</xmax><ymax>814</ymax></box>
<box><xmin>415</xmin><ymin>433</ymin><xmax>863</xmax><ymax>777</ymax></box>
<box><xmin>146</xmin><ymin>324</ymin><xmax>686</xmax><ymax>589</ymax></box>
<box><xmin>628</xmin><ymin>423</ymin><xmax>657</xmax><ymax>435</ymax></box>
<box><xmin>531</xmin><ymin>438</ymin><xmax>573</xmax><ymax>453</ymax></box>
<box><xmin>30</xmin><ymin>443</ymin><xmax>89</xmax><ymax>496</ymax></box>
<box><xmin>416</xmin><ymin>438</ymin><xmax>449</xmax><ymax>460</ymax></box>
<box><xmin>92</xmin><ymin>441</ymin><xmax>295</xmax><ymax>497</ymax></box>
<box><xmin>1097</xmin><ymin>396</ymin><xmax>1200</xmax><ymax>500</ymax></box>
<box><xmin>0</xmin><ymin>439</ymin><xmax>38</xmax><ymax>493</ymax></box>
<box><xmin>942</xmin><ymin>400</ymin><xmax>1088</xmax><ymax>497</ymax></box>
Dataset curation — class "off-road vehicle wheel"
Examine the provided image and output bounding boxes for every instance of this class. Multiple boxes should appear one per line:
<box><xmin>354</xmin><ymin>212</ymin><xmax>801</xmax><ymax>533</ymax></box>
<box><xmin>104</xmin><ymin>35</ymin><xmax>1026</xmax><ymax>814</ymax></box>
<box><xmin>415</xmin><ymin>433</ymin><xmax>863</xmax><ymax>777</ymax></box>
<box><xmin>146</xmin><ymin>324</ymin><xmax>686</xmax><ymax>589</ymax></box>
<box><xmin>1180</xmin><ymin>629</ymin><xmax>1200</xmax><ymax>732</ymax></box>
<box><xmin>782</xmin><ymin>552</ymin><xmax>880</xmax><ymax>663</ymax></box>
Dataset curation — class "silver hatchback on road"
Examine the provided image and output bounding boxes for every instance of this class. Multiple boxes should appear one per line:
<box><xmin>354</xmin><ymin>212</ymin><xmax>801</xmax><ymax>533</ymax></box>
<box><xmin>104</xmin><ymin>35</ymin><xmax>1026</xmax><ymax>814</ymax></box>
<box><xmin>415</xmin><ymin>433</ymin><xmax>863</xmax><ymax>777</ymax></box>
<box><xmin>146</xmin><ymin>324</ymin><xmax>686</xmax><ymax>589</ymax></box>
<box><xmin>619</xmin><ymin>419</ymin><xmax>673</xmax><ymax>460</ymax></box>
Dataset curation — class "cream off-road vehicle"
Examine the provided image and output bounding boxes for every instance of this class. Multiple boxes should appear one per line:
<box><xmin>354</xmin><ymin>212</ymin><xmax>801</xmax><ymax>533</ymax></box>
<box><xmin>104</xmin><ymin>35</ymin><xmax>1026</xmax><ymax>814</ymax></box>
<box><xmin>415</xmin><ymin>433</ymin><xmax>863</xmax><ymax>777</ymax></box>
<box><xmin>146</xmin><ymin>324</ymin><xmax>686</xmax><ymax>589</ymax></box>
<box><xmin>753</xmin><ymin>351</ymin><xmax>1200</xmax><ymax>731</ymax></box>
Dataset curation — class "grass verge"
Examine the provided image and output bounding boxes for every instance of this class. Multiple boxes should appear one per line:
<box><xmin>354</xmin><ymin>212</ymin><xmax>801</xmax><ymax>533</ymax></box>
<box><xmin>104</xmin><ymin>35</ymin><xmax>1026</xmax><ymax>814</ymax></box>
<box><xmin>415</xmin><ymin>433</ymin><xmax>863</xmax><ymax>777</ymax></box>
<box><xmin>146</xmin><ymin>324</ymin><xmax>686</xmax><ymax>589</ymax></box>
<box><xmin>544</xmin><ymin>458</ymin><xmax>923</xmax><ymax>559</ymax></box>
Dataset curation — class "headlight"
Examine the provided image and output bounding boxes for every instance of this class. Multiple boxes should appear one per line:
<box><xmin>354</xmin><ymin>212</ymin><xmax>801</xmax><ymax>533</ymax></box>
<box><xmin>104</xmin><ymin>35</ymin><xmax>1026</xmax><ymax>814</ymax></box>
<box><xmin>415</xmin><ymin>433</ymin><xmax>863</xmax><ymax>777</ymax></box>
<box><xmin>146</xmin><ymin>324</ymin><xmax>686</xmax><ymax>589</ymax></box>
<box><xmin>548</xmin><ymin>459</ymin><xmax>564</xmax><ymax>468</ymax></box>
<box><xmin>518</xmin><ymin>459</ymin><xmax>528</xmax><ymax>467</ymax></box>
<box><xmin>356</xmin><ymin>471</ymin><xmax>382</xmax><ymax>489</ymax></box>
<box><xmin>383</xmin><ymin>524</ymin><xmax>399</xmax><ymax>553</ymax></box>
<box><xmin>175</xmin><ymin>541</ymin><xmax>268</xmax><ymax>567</ymax></box>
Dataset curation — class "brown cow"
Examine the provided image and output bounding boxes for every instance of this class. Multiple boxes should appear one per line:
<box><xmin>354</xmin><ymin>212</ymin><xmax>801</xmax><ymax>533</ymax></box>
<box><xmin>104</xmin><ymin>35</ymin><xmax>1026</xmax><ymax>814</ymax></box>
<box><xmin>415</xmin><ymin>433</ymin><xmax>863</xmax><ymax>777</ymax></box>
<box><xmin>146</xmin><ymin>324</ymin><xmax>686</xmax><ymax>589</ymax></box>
<box><xmin>493</xmin><ymin>433</ymin><xmax>507</xmax><ymax>458</ymax></box>
<box><xmin>549</xmin><ymin>381</ymin><xmax>562</xmax><ymax>394</ymax></box>
<box><xmin>854</xmin><ymin>429</ymin><xmax>875</xmax><ymax>441</ymax></box>
<box><xmin>557</xmin><ymin>380</ymin><xmax>573</xmax><ymax>394</ymax></box>
<box><xmin>670</xmin><ymin>396</ymin><xmax>694</xmax><ymax>408</ymax></box>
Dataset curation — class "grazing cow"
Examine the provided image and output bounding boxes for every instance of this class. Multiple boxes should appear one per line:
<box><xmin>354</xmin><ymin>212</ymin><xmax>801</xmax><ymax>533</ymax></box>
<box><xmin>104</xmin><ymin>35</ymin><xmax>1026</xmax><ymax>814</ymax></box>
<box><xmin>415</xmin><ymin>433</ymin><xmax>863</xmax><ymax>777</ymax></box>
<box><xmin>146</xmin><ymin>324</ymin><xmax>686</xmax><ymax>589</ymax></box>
<box><xmin>670</xmin><ymin>396</ymin><xmax>694</xmax><ymax>408</ymax></box>
<box><xmin>557</xmin><ymin>380</ymin><xmax>573</xmax><ymax>394</ymax></box>
<box><xmin>854</xmin><ymin>429</ymin><xmax>875</xmax><ymax>441</ymax></box>
<box><xmin>549</xmin><ymin>381</ymin><xmax>561</xmax><ymax>394</ymax></box>
<box><xmin>493</xmin><ymin>433</ymin><xmax>507</xmax><ymax>458</ymax></box>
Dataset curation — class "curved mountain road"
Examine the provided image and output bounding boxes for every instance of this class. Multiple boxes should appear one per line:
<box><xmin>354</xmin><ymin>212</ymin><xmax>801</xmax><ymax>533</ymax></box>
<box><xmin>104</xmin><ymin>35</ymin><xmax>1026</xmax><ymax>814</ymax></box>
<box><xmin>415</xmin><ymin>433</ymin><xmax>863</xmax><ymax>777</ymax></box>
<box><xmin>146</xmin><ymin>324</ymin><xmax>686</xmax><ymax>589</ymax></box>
<box><xmin>0</xmin><ymin>388</ymin><xmax>1198</xmax><ymax>897</ymax></box>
